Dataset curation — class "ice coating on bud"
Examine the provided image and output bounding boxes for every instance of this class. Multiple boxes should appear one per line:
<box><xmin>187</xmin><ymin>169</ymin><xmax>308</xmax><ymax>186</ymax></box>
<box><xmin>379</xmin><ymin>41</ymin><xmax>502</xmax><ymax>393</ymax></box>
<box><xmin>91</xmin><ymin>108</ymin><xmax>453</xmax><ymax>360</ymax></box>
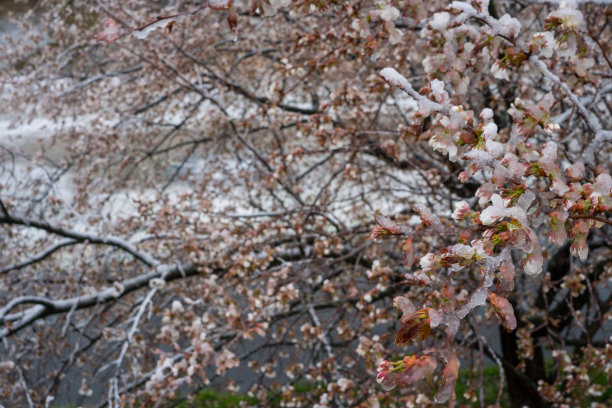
<box><xmin>457</xmin><ymin>286</ymin><xmax>488</xmax><ymax>319</ymax></box>
<box><xmin>428</xmin><ymin>309</ymin><xmax>460</xmax><ymax>337</ymax></box>
<box><xmin>480</xmin><ymin>194</ymin><xmax>506</xmax><ymax>225</ymax></box>
<box><xmin>488</xmin><ymin>292</ymin><xmax>517</xmax><ymax>331</ymax></box>
<box><xmin>538</xmin><ymin>142</ymin><xmax>558</xmax><ymax>173</ymax></box>
<box><xmin>497</xmin><ymin>258</ymin><xmax>515</xmax><ymax>291</ymax></box>
<box><xmin>393</xmin><ymin>296</ymin><xmax>416</xmax><ymax>322</ymax></box>
<box><xmin>429</xmin><ymin>131</ymin><xmax>458</xmax><ymax>161</ymax></box>
<box><xmin>435</xmin><ymin>349</ymin><xmax>459</xmax><ymax>403</ymax></box>
<box><xmin>480</xmin><ymin>108</ymin><xmax>494</xmax><ymax>122</ymax></box>
<box><xmin>592</xmin><ymin>173</ymin><xmax>612</xmax><ymax>196</ymax></box>
<box><xmin>465</xmin><ymin>149</ymin><xmax>493</xmax><ymax>167</ymax></box>
<box><xmin>379</xmin><ymin>5</ymin><xmax>400</xmax><ymax>22</ymax></box>
<box><xmin>396</xmin><ymin>355</ymin><xmax>437</xmax><ymax>385</ymax></box>
<box><xmin>402</xmin><ymin>237</ymin><xmax>415</xmax><ymax>268</ymax></box>
<box><xmin>548</xmin><ymin>211</ymin><xmax>568</xmax><ymax>246</ymax></box>
<box><xmin>376</xmin><ymin>355</ymin><xmax>437</xmax><ymax>391</ymax></box>
<box><xmin>486</xmin><ymin>140</ymin><xmax>504</xmax><ymax>158</ymax></box>
<box><xmin>549</xmin><ymin>3</ymin><xmax>584</xmax><ymax>30</ymax></box>
<box><xmin>570</xmin><ymin>235</ymin><xmax>588</xmax><ymax>261</ymax></box>
<box><xmin>414</xmin><ymin>204</ymin><xmax>441</xmax><ymax>227</ymax></box>
<box><xmin>482</xmin><ymin>123</ymin><xmax>497</xmax><ymax>140</ymax></box>
<box><xmin>449</xmin><ymin>244</ymin><xmax>475</xmax><ymax>259</ymax></box>
<box><xmin>570</xmin><ymin>219</ymin><xmax>590</xmax><ymax>261</ymax></box>
<box><xmin>452</xmin><ymin>201</ymin><xmax>471</xmax><ymax>220</ymax></box>
<box><xmin>517</xmin><ymin>189</ymin><xmax>536</xmax><ymax>211</ymax></box>
<box><xmin>524</xmin><ymin>245</ymin><xmax>543</xmax><ymax>275</ymax></box>
<box><xmin>565</xmin><ymin>162</ymin><xmax>585</xmax><ymax>180</ymax></box>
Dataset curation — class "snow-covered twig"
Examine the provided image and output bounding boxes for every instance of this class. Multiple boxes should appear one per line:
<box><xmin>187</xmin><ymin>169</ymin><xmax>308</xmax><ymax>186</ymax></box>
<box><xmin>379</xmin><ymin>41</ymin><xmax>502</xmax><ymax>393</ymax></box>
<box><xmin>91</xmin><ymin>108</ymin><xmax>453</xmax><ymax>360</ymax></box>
<box><xmin>107</xmin><ymin>285</ymin><xmax>159</xmax><ymax>408</ymax></box>
<box><xmin>529</xmin><ymin>57</ymin><xmax>610</xmax><ymax>161</ymax></box>
<box><xmin>0</xmin><ymin>238</ymin><xmax>77</xmax><ymax>275</ymax></box>
<box><xmin>307</xmin><ymin>305</ymin><xmax>345</xmax><ymax>408</ymax></box>
<box><xmin>0</xmin><ymin>263</ymin><xmax>199</xmax><ymax>338</ymax></box>
<box><xmin>380</xmin><ymin>67</ymin><xmax>449</xmax><ymax>115</ymax></box>
<box><xmin>525</xmin><ymin>0</ymin><xmax>612</xmax><ymax>4</ymax></box>
<box><xmin>0</xmin><ymin>213</ymin><xmax>160</xmax><ymax>267</ymax></box>
<box><xmin>16</xmin><ymin>364</ymin><xmax>34</xmax><ymax>408</ymax></box>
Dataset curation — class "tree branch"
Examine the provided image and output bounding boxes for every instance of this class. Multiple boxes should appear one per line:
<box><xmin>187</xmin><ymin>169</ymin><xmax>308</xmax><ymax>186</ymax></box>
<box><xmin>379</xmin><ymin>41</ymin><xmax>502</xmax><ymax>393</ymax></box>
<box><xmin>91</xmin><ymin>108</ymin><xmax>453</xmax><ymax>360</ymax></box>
<box><xmin>0</xmin><ymin>262</ymin><xmax>201</xmax><ymax>338</ymax></box>
<box><xmin>1</xmin><ymin>239</ymin><xmax>78</xmax><ymax>275</ymax></box>
<box><xmin>0</xmin><ymin>213</ymin><xmax>160</xmax><ymax>267</ymax></box>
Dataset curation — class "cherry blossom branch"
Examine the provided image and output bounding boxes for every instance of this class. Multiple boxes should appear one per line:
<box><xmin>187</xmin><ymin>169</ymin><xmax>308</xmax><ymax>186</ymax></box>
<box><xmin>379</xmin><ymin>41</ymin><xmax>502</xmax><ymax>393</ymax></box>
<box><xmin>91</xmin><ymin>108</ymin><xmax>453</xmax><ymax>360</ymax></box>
<box><xmin>450</xmin><ymin>2</ymin><xmax>610</xmax><ymax>161</ymax></box>
<box><xmin>569</xmin><ymin>213</ymin><xmax>612</xmax><ymax>226</ymax></box>
<box><xmin>530</xmin><ymin>57</ymin><xmax>603</xmax><ymax>136</ymax></box>
<box><xmin>586</xmin><ymin>31</ymin><xmax>612</xmax><ymax>71</ymax></box>
<box><xmin>0</xmin><ymin>213</ymin><xmax>160</xmax><ymax>267</ymax></box>
<box><xmin>0</xmin><ymin>263</ymin><xmax>199</xmax><ymax>338</ymax></box>
<box><xmin>307</xmin><ymin>304</ymin><xmax>346</xmax><ymax>408</ymax></box>
<box><xmin>108</xmin><ymin>286</ymin><xmax>159</xmax><ymax>408</ymax></box>
<box><xmin>527</xmin><ymin>0</ymin><xmax>612</xmax><ymax>4</ymax></box>
<box><xmin>0</xmin><ymin>239</ymin><xmax>77</xmax><ymax>275</ymax></box>
<box><xmin>16</xmin><ymin>364</ymin><xmax>34</xmax><ymax>408</ymax></box>
<box><xmin>379</xmin><ymin>67</ymin><xmax>449</xmax><ymax>115</ymax></box>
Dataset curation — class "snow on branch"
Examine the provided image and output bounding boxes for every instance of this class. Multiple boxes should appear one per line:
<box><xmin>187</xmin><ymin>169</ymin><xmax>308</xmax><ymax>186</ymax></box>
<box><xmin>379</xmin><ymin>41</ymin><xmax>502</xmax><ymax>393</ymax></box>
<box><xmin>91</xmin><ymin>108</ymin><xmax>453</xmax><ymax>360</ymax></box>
<box><xmin>380</xmin><ymin>68</ymin><xmax>449</xmax><ymax>116</ymax></box>
<box><xmin>0</xmin><ymin>262</ymin><xmax>199</xmax><ymax>338</ymax></box>
<box><xmin>529</xmin><ymin>56</ymin><xmax>610</xmax><ymax>161</ymax></box>
<box><xmin>0</xmin><ymin>213</ymin><xmax>160</xmax><ymax>267</ymax></box>
<box><xmin>95</xmin><ymin>0</ymin><xmax>231</xmax><ymax>44</ymax></box>
<box><xmin>445</xmin><ymin>1</ymin><xmax>609</xmax><ymax>160</ymax></box>
<box><xmin>0</xmin><ymin>238</ymin><xmax>78</xmax><ymax>274</ymax></box>
<box><xmin>527</xmin><ymin>0</ymin><xmax>612</xmax><ymax>4</ymax></box>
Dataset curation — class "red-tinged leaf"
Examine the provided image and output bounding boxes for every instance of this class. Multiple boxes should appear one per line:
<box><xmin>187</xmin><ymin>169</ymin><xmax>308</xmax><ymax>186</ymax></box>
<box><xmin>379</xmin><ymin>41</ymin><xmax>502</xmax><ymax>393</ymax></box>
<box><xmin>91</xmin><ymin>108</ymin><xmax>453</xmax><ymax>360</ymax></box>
<box><xmin>393</xmin><ymin>296</ymin><xmax>415</xmax><ymax>323</ymax></box>
<box><xmin>496</xmin><ymin>258</ymin><xmax>515</xmax><ymax>292</ymax></box>
<box><xmin>435</xmin><ymin>349</ymin><xmax>459</xmax><ymax>403</ymax></box>
<box><xmin>402</xmin><ymin>237</ymin><xmax>415</xmax><ymax>267</ymax></box>
<box><xmin>413</xmin><ymin>203</ymin><xmax>441</xmax><ymax>227</ymax></box>
<box><xmin>395</xmin><ymin>308</ymin><xmax>430</xmax><ymax>345</ymax></box>
<box><xmin>164</xmin><ymin>21</ymin><xmax>177</xmax><ymax>34</ymax></box>
<box><xmin>396</xmin><ymin>355</ymin><xmax>437</xmax><ymax>386</ymax></box>
<box><xmin>95</xmin><ymin>18</ymin><xmax>120</xmax><ymax>44</ymax></box>
<box><xmin>488</xmin><ymin>292</ymin><xmax>517</xmax><ymax>331</ymax></box>
<box><xmin>374</xmin><ymin>214</ymin><xmax>413</xmax><ymax>236</ymax></box>
<box><xmin>227</xmin><ymin>6</ymin><xmax>238</xmax><ymax>32</ymax></box>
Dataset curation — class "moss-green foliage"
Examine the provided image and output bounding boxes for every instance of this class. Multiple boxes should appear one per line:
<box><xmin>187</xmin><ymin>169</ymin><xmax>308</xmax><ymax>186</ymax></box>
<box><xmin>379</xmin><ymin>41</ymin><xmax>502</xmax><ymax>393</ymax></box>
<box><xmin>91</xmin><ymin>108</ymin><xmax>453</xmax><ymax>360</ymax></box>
<box><xmin>175</xmin><ymin>388</ymin><xmax>258</xmax><ymax>408</ymax></box>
